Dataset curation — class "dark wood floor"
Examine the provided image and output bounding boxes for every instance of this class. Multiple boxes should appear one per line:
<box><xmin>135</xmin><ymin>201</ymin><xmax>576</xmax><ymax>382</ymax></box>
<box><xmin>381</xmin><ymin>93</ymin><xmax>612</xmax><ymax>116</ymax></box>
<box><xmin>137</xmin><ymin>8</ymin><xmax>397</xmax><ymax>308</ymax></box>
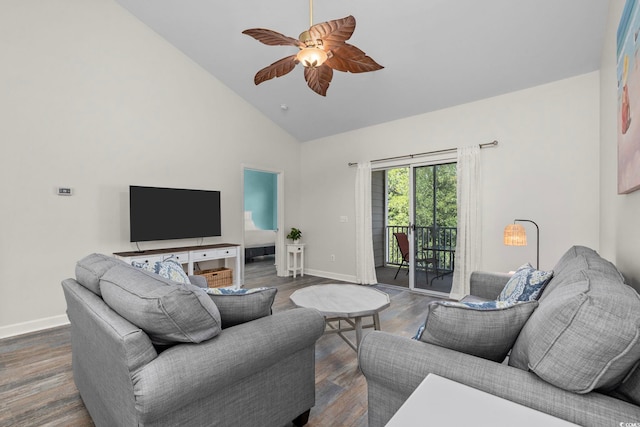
<box><xmin>0</xmin><ymin>258</ymin><xmax>440</xmax><ymax>427</ymax></box>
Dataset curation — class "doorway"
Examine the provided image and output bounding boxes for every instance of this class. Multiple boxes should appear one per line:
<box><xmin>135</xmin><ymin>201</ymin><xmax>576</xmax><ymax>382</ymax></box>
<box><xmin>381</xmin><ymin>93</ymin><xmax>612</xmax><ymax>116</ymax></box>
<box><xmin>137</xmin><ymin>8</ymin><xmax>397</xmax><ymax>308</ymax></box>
<box><xmin>243</xmin><ymin>167</ymin><xmax>283</xmax><ymax>281</ymax></box>
<box><xmin>374</xmin><ymin>161</ymin><xmax>457</xmax><ymax>296</ymax></box>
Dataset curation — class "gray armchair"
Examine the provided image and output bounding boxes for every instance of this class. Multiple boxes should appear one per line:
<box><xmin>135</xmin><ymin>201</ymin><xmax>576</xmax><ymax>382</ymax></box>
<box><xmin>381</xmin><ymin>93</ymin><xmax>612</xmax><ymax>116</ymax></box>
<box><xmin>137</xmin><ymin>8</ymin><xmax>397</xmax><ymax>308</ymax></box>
<box><xmin>359</xmin><ymin>246</ymin><xmax>640</xmax><ymax>427</ymax></box>
<box><xmin>62</xmin><ymin>254</ymin><xmax>325</xmax><ymax>426</ymax></box>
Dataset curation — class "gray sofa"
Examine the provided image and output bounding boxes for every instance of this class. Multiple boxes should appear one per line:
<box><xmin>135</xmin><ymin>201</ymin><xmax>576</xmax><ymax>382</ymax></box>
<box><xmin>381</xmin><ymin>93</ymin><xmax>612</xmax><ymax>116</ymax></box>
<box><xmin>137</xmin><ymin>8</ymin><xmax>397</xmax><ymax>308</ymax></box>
<box><xmin>62</xmin><ymin>254</ymin><xmax>325</xmax><ymax>427</ymax></box>
<box><xmin>359</xmin><ymin>246</ymin><xmax>640</xmax><ymax>427</ymax></box>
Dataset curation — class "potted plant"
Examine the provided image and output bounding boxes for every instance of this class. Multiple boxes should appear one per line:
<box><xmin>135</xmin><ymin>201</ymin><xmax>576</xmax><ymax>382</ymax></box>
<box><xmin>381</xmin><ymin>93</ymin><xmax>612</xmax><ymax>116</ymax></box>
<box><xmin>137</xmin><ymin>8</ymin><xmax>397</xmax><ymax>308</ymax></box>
<box><xmin>286</xmin><ymin>227</ymin><xmax>302</xmax><ymax>243</ymax></box>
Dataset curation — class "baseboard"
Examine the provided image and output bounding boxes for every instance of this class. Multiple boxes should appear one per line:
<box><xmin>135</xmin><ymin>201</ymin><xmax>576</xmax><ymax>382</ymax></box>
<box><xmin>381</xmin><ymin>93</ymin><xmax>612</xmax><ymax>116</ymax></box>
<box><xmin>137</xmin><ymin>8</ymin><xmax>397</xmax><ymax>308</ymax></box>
<box><xmin>304</xmin><ymin>268</ymin><xmax>357</xmax><ymax>284</ymax></box>
<box><xmin>0</xmin><ymin>270</ymin><xmax>358</xmax><ymax>339</ymax></box>
<box><xmin>0</xmin><ymin>314</ymin><xmax>70</xmax><ymax>339</ymax></box>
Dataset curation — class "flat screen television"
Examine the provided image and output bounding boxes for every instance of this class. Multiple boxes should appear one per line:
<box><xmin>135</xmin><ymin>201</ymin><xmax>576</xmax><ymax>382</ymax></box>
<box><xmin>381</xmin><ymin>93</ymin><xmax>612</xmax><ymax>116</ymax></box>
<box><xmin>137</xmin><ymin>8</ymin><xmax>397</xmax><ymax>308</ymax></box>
<box><xmin>129</xmin><ymin>185</ymin><xmax>221</xmax><ymax>242</ymax></box>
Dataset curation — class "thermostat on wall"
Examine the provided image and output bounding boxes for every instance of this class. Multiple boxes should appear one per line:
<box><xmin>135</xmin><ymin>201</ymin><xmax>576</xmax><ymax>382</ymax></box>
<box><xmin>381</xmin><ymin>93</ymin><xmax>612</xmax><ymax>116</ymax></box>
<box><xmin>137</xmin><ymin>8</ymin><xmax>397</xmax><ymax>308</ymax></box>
<box><xmin>57</xmin><ymin>187</ymin><xmax>73</xmax><ymax>196</ymax></box>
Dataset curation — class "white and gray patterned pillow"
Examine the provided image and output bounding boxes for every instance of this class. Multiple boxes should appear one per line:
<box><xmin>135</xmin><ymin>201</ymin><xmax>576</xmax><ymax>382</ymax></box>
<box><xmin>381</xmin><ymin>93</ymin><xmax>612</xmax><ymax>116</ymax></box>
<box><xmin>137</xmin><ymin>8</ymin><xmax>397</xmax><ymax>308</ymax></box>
<box><xmin>498</xmin><ymin>263</ymin><xmax>553</xmax><ymax>303</ymax></box>
<box><xmin>132</xmin><ymin>258</ymin><xmax>191</xmax><ymax>285</ymax></box>
<box><xmin>415</xmin><ymin>300</ymin><xmax>538</xmax><ymax>362</ymax></box>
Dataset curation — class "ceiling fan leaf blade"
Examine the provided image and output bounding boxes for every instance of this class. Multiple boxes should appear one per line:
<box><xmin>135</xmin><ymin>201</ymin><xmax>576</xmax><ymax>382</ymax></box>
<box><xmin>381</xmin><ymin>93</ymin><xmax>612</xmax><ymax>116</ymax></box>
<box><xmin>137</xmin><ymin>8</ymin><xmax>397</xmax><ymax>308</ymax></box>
<box><xmin>309</xmin><ymin>15</ymin><xmax>356</xmax><ymax>47</ymax></box>
<box><xmin>326</xmin><ymin>44</ymin><xmax>384</xmax><ymax>73</ymax></box>
<box><xmin>304</xmin><ymin>65</ymin><xmax>333</xmax><ymax>96</ymax></box>
<box><xmin>242</xmin><ymin>28</ymin><xmax>303</xmax><ymax>48</ymax></box>
<box><xmin>254</xmin><ymin>55</ymin><xmax>298</xmax><ymax>85</ymax></box>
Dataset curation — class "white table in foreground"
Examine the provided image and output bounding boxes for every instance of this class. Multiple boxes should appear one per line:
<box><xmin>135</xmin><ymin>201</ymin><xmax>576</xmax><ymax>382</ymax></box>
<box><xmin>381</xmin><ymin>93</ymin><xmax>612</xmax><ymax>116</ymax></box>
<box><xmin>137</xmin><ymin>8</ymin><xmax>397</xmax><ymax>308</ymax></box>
<box><xmin>290</xmin><ymin>284</ymin><xmax>390</xmax><ymax>352</ymax></box>
<box><xmin>385</xmin><ymin>374</ymin><xmax>579</xmax><ymax>427</ymax></box>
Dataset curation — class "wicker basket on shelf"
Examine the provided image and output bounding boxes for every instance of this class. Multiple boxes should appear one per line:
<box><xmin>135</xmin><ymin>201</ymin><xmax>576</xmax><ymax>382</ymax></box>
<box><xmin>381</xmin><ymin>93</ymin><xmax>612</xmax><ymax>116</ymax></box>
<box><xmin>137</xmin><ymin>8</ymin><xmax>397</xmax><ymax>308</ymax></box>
<box><xmin>194</xmin><ymin>267</ymin><xmax>233</xmax><ymax>288</ymax></box>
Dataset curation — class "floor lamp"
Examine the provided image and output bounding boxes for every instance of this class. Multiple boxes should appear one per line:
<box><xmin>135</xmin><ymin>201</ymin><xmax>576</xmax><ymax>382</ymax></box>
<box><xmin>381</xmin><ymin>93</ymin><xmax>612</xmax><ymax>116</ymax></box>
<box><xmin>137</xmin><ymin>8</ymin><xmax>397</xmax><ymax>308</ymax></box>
<box><xmin>503</xmin><ymin>219</ymin><xmax>539</xmax><ymax>269</ymax></box>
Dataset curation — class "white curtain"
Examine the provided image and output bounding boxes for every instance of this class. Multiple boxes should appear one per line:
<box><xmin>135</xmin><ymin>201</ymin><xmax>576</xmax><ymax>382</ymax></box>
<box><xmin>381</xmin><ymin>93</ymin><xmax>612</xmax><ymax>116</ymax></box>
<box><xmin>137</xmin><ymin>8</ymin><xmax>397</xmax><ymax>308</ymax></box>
<box><xmin>355</xmin><ymin>162</ymin><xmax>378</xmax><ymax>285</ymax></box>
<box><xmin>450</xmin><ymin>146</ymin><xmax>481</xmax><ymax>300</ymax></box>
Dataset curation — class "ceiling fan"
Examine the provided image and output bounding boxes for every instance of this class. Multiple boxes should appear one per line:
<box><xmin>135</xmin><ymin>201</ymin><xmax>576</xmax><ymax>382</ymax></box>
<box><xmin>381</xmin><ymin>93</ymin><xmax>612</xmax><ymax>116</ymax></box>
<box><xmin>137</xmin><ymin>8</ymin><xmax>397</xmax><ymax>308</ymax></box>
<box><xmin>242</xmin><ymin>0</ymin><xmax>383</xmax><ymax>96</ymax></box>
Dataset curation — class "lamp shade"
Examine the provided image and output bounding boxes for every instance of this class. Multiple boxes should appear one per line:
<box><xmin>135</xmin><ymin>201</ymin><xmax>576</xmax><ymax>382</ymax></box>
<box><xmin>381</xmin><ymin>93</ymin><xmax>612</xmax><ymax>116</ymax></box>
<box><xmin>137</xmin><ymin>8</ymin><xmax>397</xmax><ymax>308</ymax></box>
<box><xmin>504</xmin><ymin>224</ymin><xmax>527</xmax><ymax>246</ymax></box>
<box><xmin>296</xmin><ymin>47</ymin><xmax>328</xmax><ymax>68</ymax></box>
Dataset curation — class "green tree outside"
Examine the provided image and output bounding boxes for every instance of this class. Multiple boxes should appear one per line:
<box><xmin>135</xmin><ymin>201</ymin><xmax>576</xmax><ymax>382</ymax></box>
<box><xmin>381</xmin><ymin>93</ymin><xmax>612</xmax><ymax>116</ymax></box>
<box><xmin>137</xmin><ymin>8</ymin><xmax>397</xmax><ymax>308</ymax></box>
<box><xmin>387</xmin><ymin>168</ymin><xmax>409</xmax><ymax>226</ymax></box>
<box><xmin>386</xmin><ymin>163</ymin><xmax>457</xmax><ymax>228</ymax></box>
<box><xmin>414</xmin><ymin>163</ymin><xmax>457</xmax><ymax>228</ymax></box>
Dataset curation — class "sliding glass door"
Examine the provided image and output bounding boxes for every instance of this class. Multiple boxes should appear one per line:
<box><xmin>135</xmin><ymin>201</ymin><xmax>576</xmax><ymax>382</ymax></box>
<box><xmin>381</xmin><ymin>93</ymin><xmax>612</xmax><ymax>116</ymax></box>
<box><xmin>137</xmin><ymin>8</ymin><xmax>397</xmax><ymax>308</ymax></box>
<box><xmin>378</xmin><ymin>160</ymin><xmax>457</xmax><ymax>295</ymax></box>
<box><xmin>411</xmin><ymin>163</ymin><xmax>457</xmax><ymax>294</ymax></box>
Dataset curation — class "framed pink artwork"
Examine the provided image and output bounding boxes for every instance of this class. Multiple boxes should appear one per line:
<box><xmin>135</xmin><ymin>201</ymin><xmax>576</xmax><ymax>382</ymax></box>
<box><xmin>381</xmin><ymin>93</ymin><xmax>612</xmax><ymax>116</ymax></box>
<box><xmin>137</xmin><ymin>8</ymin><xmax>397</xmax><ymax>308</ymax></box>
<box><xmin>618</xmin><ymin>0</ymin><xmax>640</xmax><ymax>194</ymax></box>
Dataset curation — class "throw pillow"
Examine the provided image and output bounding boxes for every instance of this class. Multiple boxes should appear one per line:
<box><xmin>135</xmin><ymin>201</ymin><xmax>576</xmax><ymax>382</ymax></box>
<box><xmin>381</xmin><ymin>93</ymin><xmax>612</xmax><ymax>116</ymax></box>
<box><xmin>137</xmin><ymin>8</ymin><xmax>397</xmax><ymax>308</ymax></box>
<box><xmin>100</xmin><ymin>264</ymin><xmax>221</xmax><ymax>346</ymax></box>
<box><xmin>415</xmin><ymin>300</ymin><xmax>538</xmax><ymax>362</ymax></box>
<box><xmin>498</xmin><ymin>263</ymin><xmax>553</xmax><ymax>303</ymax></box>
<box><xmin>75</xmin><ymin>253</ymin><xmax>126</xmax><ymax>296</ymax></box>
<box><xmin>205</xmin><ymin>287</ymin><xmax>277</xmax><ymax>328</ymax></box>
<box><xmin>132</xmin><ymin>258</ymin><xmax>191</xmax><ymax>285</ymax></box>
<box><xmin>615</xmin><ymin>362</ymin><xmax>640</xmax><ymax>406</ymax></box>
<box><xmin>509</xmin><ymin>270</ymin><xmax>640</xmax><ymax>393</ymax></box>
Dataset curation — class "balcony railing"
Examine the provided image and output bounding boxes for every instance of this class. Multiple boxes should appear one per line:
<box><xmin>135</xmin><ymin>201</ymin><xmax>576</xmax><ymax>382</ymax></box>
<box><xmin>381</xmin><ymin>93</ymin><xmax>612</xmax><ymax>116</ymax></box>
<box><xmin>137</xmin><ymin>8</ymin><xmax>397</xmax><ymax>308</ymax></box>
<box><xmin>387</xmin><ymin>225</ymin><xmax>456</xmax><ymax>273</ymax></box>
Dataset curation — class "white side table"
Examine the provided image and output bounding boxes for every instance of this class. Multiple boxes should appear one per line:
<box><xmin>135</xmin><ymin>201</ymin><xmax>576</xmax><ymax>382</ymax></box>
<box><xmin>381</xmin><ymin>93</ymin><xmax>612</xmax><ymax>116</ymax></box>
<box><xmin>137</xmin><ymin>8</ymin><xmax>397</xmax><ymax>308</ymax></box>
<box><xmin>286</xmin><ymin>243</ymin><xmax>305</xmax><ymax>278</ymax></box>
<box><xmin>386</xmin><ymin>374</ymin><xmax>578</xmax><ymax>426</ymax></box>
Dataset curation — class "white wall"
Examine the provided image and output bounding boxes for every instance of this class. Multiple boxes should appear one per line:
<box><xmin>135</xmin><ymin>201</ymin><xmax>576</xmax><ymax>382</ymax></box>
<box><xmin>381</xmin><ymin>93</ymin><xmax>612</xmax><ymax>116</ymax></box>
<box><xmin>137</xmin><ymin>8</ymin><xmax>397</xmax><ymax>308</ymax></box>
<box><xmin>301</xmin><ymin>73</ymin><xmax>601</xmax><ymax>280</ymax></box>
<box><xmin>0</xmin><ymin>0</ymin><xmax>615</xmax><ymax>335</ymax></box>
<box><xmin>600</xmin><ymin>0</ymin><xmax>640</xmax><ymax>291</ymax></box>
<box><xmin>0</xmin><ymin>0</ymin><xmax>301</xmax><ymax>335</ymax></box>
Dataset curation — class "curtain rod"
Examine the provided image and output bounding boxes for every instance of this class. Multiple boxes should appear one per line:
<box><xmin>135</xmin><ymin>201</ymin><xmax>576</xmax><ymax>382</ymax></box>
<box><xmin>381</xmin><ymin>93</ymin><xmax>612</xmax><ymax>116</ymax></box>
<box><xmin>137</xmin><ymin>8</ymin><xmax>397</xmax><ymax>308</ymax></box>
<box><xmin>347</xmin><ymin>140</ymin><xmax>498</xmax><ymax>167</ymax></box>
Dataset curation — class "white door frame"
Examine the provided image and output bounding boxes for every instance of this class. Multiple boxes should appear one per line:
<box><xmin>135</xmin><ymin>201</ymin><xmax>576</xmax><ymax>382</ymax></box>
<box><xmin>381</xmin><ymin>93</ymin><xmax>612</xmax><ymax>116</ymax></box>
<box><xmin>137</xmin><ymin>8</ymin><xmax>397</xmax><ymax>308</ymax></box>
<box><xmin>241</xmin><ymin>165</ymin><xmax>285</xmax><ymax>280</ymax></box>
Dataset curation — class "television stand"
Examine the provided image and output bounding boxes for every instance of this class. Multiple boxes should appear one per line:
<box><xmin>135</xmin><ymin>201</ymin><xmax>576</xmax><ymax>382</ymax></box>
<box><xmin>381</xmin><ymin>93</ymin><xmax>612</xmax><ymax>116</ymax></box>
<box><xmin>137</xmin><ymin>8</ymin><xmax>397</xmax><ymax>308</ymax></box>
<box><xmin>114</xmin><ymin>243</ymin><xmax>242</xmax><ymax>287</ymax></box>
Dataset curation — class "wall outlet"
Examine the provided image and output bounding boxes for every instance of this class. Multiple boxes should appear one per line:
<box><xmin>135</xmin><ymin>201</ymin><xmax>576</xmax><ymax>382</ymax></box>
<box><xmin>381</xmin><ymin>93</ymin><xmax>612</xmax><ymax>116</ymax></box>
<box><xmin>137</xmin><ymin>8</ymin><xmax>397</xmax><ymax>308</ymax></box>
<box><xmin>330</xmin><ymin>254</ymin><xmax>336</xmax><ymax>262</ymax></box>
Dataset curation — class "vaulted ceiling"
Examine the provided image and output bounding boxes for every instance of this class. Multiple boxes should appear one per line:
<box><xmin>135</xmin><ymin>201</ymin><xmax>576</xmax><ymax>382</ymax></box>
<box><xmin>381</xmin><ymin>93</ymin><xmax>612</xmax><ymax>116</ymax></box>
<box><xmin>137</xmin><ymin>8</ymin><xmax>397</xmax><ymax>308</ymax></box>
<box><xmin>114</xmin><ymin>0</ymin><xmax>610</xmax><ymax>142</ymax></box>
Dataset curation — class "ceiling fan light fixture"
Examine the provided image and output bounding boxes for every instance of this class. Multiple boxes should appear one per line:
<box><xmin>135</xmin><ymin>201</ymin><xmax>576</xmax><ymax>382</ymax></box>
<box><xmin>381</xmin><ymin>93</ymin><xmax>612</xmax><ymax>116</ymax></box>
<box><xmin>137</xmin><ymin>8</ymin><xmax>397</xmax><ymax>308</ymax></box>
<box><xmin>242</xmin><ymin>3</ymin><xmax>383</xmax><ymax>96</ymax></box>
<box><xmin>296</xmin><ymin>47</ymin><xmax>328</xmax><ymax>68</ymax></box>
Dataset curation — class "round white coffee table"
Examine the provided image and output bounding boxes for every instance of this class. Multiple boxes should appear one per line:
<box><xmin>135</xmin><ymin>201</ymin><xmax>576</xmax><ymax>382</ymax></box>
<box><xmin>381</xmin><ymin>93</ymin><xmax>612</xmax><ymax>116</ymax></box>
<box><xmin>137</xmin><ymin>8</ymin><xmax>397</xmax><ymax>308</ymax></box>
<box><xmin>290</xmin><ymin>284</ymin><xmax>390</xmax><ymax>352</ymax></box>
